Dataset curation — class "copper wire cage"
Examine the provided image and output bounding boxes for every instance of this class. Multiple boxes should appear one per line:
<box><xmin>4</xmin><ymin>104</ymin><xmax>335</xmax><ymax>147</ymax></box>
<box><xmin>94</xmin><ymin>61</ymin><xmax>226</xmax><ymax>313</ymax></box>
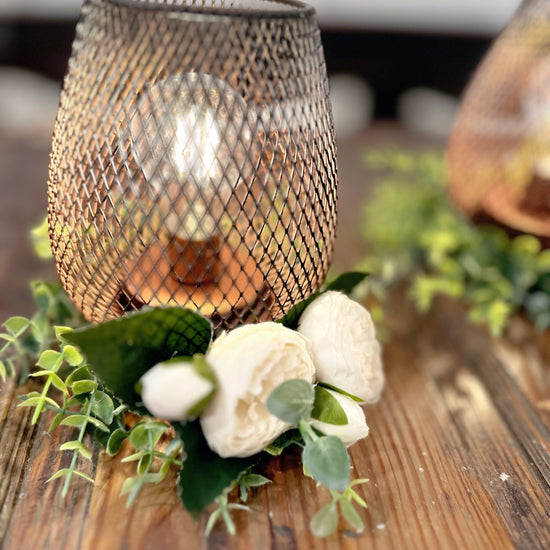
<box><xmin>47</xmin><ymin>0</ymin><xmax>338</xmax><ymax>330</ymax></box>
<box><xmin>447</xmin><ymin>0</ymin><xmax>550</xmax><ymax>237</ymax></box>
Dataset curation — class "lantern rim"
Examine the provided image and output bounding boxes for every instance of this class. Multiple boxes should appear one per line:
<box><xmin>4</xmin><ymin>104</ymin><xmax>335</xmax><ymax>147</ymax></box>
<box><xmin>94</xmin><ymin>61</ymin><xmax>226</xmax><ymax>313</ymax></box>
<box><xmin>104</xmin><ymin>0</ymin><xmax>315</xmax><ymax>18</ymax></box>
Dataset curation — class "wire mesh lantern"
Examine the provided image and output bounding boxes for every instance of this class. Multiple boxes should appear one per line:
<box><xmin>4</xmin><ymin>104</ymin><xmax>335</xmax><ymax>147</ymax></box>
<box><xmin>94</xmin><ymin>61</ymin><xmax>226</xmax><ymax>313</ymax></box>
<box><xmin>47</xmin><ymin>0</ymin><xmax>338</xmax><ymax>330</ymax></box>
<box><xmin>447</xmin><ymin>0</ymin><xmax>550</xmax><ymax>237</ymax></box>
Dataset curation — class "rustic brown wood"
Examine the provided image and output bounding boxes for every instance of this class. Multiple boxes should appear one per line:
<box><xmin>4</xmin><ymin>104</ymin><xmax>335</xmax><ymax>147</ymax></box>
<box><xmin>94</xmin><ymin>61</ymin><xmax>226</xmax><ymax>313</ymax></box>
<box><xmin>1</xmin><ymin>126</ymin><xmax>550</xmax><ymax>549</ymax></box>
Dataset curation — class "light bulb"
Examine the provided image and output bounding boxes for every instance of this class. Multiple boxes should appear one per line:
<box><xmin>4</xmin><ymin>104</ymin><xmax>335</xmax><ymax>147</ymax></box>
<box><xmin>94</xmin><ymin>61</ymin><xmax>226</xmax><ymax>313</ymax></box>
<box><xmin>125</xmin><ymin>72</ymin><xmax>254</xmax><ymax>243</ymax></box>
<box><xmin>116</xmin><ymin>72</ymin><xmax>267</xmax><ymax>317</ymax></box>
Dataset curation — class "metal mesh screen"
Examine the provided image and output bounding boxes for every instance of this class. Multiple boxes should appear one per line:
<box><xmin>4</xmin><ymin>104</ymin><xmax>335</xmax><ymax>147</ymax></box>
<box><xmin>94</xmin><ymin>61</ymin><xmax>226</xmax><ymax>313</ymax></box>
<box><xmin>447</xmin><ymin>0</ymin><xmax>550</xmax><ymax>237</ymax></box>
<box><xmin>47</xmin><ymin>0</ymin><xmax>338</xmax><ymax>330</ymax></box>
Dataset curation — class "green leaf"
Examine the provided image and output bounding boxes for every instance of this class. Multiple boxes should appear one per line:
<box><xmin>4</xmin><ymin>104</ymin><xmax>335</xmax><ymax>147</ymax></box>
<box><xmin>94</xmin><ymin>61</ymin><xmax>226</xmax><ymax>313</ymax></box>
<box><xmin>59</xmin><ymin>440</ymin><xmax>93</xmax><ymax>460</ymax></box>
<box><xmin>18</xmin><ymin>395</ymin><xmax>60</xmax><ymax>409</ymax></box>
<box><xmin>278</xmin><ymin>294</ymin><xmax>318</xmax><ymax>330</ymax></box>
<box><xmin>0</xmin><ymin>359</ymin><xmax>7</xmax><ymax>382</ymax></box>
<box><xmin>106</xmin><ymin>429</ymin><xmax>128</xmax><ymax>456</ymax></box>
<box><xmin>310</xmin><ymin>502</ymin><xmax>338</xmax><ymax>538</ymax></box>
<box><xmin>91</xmin><ymin>391</ymin><xmax>114</xmax><ymax>425</ymax></box>
<box><xmin>61</xmin><ymin>308</ymin><xmax>213</xmax><ymax>411</ymax></box>
<box><xmin>3</xmin><ymin>316</ymin><xmax>30</xmax><ymax>335</ymax></box>
<box><xmin>174</xmin><ymin>421</ymin><xmax>259</xmax><ymax>518</ymax></box>
<box><xmin>47</xmin><ymin>468</ymin><xmax>95</xmax><ymax>484</ymax></box>
<box><xmin>129</xmin><ymin>421</ymin><xmax>169</xmax><ymax>450</ymax></box>
<box><xmin>265</xmin><ymin>429</ymin><xmax>303</xmax><ymax>456</ymax></box>
<box><xmin>37</xmin><ymin>350</ymin><xmax>63</xmax><ymax>371</ymax></box>
<box><xmin>71</xmin><ymin>380</ymin><xmax>99</xmax><ymax>395</ymax></box>
<box><xmin>30</xmin><ymin>216</ymin><xmax>53</xmax><ymax>260</ymax></box>
<box><xmin>62</xmin><ymin>345</ymin><xmax>84</xmax><ymax>366</ymax></box>
<box><xmin>325</xmin><ymin>272</ymin><xmax>369</xmax><ymax>294</ymax></box>
<box><xmin>340</xmin><ymin>498</ymin><xmax>364</xmax><ymax>533</ymax></box>
<box><xmin>30</xmin><ymin>371</ymin><xmax>68</xmax><ymax>394</ymax></box>
<box><xmin>266</xmin><ymin>379</ymin><xmax>315</xmax><ymax>426</ymax></box>
<box><xmin>311</xmin><ymin>386</ymin><xmax>348</xmax><ymax>426</ymax></box>
<box><xmin>48</xmin><ymin>412</ymin><xmax>65</xmax><ymax>433</ymax></box>
<box><xmin>65</xmin><ymin>366</ymin><xmax>94</xmax><ymax>387</ymax></box>
<box><xmin>60</xmin><ymin>414</ymin><xmax>109</xmax><ymax>432</ymax></box>
<box><xmin>318</xmin><ymin>383</ymin><xmax>362</xmax><ymax>403</ymax></box>
<box><xmin>302</xmin><ymin>436</ymin><xmax>350</xmax><ymax>492</ymax></box>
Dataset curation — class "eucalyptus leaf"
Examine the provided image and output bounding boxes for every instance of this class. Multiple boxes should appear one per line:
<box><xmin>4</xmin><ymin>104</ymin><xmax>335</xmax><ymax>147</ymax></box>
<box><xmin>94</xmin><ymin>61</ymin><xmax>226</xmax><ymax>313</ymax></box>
<box><xmin>174</xmin><ymin>421</ymin><xmax>259</xmax><ymax>518</ymax></box>
<box><xmin>302</xmin><ymin>436</ymin><xmax>350</xmax><ymax>492</ymax></box>
<box><xmin>62</xmin><ymin>308</ymin><xmax>213</xmax><ymax>412</ymax></box>
<box><xmin>311</xmin><ymin>386</ymin><xmax>348</xmax><ymax>426</ymax></box>
<box><xmin>266</xmin><ymin>379</ymin><xmax>315</xmax><ymax>426</ymax></box>
<box><xmin>310</xmin><ymin>502</ymin><xmax>338</xmax><ymax>538</ymax></box>
<box><xmin>340</xmin><ymin>498</ymin><xmax>364</xmax><ymax>533</ymax></box>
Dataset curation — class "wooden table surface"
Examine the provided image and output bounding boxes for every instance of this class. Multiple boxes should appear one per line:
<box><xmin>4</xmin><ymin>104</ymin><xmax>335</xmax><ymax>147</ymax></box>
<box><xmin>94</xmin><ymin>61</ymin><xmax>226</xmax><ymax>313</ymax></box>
<box><xmin>1</xmin><ymin>125</ymin><xmax>549</xmax><ymax>549</ymax></box>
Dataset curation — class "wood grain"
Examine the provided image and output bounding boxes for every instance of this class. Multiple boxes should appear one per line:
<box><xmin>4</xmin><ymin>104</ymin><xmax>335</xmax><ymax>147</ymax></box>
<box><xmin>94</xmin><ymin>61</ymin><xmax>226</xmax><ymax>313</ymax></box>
<box><xmin>1</xmin><ymin>127</ymin><xmax>549</xmax><ymax>549</ymax></box>
<box><xmin>1</xmin><ymin>294</ymin><xmax>549</xmax><ymax>549</ymax></box>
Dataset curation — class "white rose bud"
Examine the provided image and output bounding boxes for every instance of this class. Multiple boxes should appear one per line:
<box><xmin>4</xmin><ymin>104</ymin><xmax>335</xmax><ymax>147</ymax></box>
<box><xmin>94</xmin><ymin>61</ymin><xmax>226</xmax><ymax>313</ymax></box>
<box><xmin>310</xmin><ymin>388</ymin><xmax>369</xmax><ymax>448</ymax></box>
<box><xmin>298</xmin><ymin>291</ymin><xmax>384</xmax><ymax>404</ymax></box>
<box><xmin>140</xmin><ymin>355</ymin><xmax>216</xmax><ymax>421</ymax></box>
<box><xmin>201</xmin><ymin>322</ymin><xmax>315</xmax><ymax>458</ymax></box>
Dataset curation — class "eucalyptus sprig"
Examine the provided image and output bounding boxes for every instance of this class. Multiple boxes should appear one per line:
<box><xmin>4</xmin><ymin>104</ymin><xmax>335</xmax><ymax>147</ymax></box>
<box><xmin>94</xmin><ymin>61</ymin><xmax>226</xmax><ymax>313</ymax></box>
<box><xmin>266</xmin><ymin>379</ymin><xmax>368</xmax><ymax>536</ymax></box>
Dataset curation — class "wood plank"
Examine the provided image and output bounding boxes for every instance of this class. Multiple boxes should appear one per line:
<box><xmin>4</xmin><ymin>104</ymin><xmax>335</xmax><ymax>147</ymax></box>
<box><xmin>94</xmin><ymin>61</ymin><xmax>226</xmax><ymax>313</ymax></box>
<box><xmin>2</xmin><ymin>296</ymin><xmax>549</xmax><ymax>549</ymax></box>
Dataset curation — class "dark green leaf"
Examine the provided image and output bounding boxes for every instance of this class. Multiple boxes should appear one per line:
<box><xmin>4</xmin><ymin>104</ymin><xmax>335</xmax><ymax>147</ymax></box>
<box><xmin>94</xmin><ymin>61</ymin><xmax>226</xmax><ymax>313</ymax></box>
<box><xmin>278</xmin><ymin>272</ymin><xmax>368</xmax><ymax>329</ymax></box>
<box><xmin>265</xmin><ymin>429</ymin><xmax>303</xmax><ymax>455</ymax></box>
<box><xmin>310</xmin><ymin>502</ymin><xmax>338</xmax><ymax>538</ymax></box>
<box><xmin>302</xmin><ymin>436</ymin><xmax>350</xmax><ymax>491</ymax></box>
<box><xmin>277</xmin><ymin>294</ymin><xmax>318</xmax><ymax>330</ymax></box>
<box><xmin>267</xmin><ymin>379</ymin><xmax>315</xmax><ymax>426</ymax></box>
<box><xmin>62</xmin><ymin>308</ymin><xmax>212</xmax><ymax>412</ymax></box>
<box><xmin>311</xmin><ymin>386</ymin><xmax>348</xmax><ymax>426</ymax></box>
<box><xmin>318</xmin><ymin>383</ymin><xmax>362</xmax><ymax>403</ymax></box>
<box><xmin>325</xmin><ymin>272</ymin><xmax>368</xmax><ymax>294</ymax></box>
<box><xmin>106</xmin><ymin>429</ymin><xmax>128</xmax><ymax>456</ymax></box>
<box><xmin>174</xmin><ymin>421</ymin><xmax>258</xmax><ymax>518</ymax></box>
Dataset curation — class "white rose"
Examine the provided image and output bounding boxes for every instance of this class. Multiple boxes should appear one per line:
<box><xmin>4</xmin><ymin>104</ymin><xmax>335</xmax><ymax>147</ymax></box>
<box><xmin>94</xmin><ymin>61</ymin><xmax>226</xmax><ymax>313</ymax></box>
<box><xmin>310</xmin><ymin>388</ymin><xmax>369</xmax><ymax>447</ymax></box>
<box><xmin>200</xmin><ymin>322</ymin><xmax>315</xmax><ymax>458</ymax></box>
<box><xmin>298</xmin><ymin>291</ymin><xmax>384</xmax><ymax>404</ymax></box>
<box><xmin>140</xmin><ymin>356</ymin><xmax>215</xmax><ymax>421</ymax></box>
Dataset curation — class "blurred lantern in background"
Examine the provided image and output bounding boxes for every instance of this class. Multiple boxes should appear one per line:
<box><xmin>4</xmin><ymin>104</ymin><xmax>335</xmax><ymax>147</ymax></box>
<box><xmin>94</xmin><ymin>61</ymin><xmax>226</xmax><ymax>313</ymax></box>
<box><xmin>447</xmin><ymin>0</ymin><xmax>550</xmax><ymax>237</ymax></box>
<box><xmin>47</xmin><ymin>0</ymin><xmax>338</xmax><ymax>330</ymax></box>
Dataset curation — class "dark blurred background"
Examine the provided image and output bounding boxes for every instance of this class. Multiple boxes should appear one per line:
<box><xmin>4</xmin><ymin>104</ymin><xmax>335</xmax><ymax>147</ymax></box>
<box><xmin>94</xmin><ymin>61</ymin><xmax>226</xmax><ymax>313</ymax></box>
<box><xmin>0</xmin><ymin>0</ymin><xmax>523</xmax><ymax>317</ymax></box>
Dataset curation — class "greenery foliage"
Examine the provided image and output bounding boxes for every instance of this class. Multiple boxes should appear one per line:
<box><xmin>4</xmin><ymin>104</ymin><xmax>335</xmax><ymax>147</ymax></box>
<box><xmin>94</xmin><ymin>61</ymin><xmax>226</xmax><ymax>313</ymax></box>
<box><xmin>360</xmin><ymin>150</ymin><xmax>550</xmax><ymax>335</ymax></box>
<box><xmin>1</xmin><ymin>228</ymin><xmax>370</xmax><ymax>539</ymax></box>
